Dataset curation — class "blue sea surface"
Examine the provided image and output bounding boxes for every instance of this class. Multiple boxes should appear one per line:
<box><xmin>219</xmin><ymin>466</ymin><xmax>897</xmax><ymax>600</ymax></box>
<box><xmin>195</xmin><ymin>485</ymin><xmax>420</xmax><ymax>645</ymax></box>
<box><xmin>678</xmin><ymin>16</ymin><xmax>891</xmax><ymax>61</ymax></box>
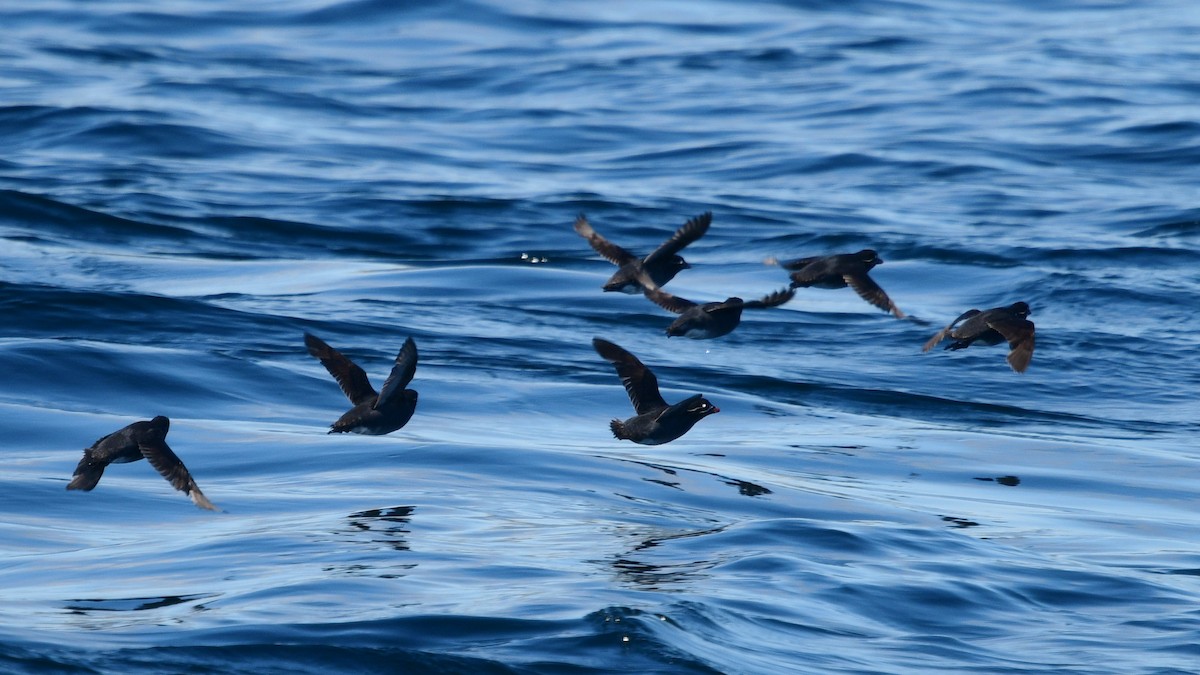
<box><xmin>3</xmin><ymin>1</ymin><xmax>1200</xmax><ymax>672</ymax></box>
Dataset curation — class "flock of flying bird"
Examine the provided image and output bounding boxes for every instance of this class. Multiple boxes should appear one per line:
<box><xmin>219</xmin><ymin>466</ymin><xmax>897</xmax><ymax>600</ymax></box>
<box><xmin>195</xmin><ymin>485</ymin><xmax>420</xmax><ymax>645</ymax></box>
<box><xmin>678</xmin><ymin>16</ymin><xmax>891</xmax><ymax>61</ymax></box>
<box><xmin>64</xmin><ymin>211</ymin><xmax>1036</xmax><ymax>510</ymax></box>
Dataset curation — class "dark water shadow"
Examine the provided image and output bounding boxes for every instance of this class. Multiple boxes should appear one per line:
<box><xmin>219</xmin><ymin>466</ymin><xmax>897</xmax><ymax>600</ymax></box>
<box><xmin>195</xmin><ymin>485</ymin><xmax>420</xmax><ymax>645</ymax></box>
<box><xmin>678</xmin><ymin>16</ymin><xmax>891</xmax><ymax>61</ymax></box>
<box><xmin>941</xmin><ymin>516</ymin><xmax>980</xmax><ymax>529</ymax></box>
<box><xmin>64</xmin><ymin>593</ymin><xmax>216</xmax><ymax>614</ymax></box>
<box><xmin>602</xmin><ymin>455</ymin><xmax>773</xmax><ymax>498</ymax></box>
<box><xmin>974</xmin><ymin>475</ymin><xmax>1021</xmax><ymax>486</ymax></box>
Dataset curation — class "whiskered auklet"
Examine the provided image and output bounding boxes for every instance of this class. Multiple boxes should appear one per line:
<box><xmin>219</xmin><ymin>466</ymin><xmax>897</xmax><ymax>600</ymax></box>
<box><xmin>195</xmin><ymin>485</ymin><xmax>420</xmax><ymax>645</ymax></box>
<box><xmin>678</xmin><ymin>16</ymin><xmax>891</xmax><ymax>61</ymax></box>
<box><xmin>773</xmin><ymin>249</ymin><xmax>905</xmax><ymax>318</ymax></box>
<box><xmin>592</xmin><ymin>337</ymin><xmax>719</xmax><ymax>444</ymax></box>
<box><xmin>304</xmin><ymin>333</ymin><xmax>419</xmax><ymax>434</ymax></box>
<box><xmin>66</xmin><ymin>415</ymin><xmax>218</xmax><ymax>511</ymax></box>
<box><xmin>574</xmin><ymin>211</ymin><xmax>711</xmax><ymax>293</ymax></box>
<box><xmin>922</xmin><ymin>301</ymin><xmax>1035</xmax><ymax>373</ymax></box>
<box><xmin>641</xmin><ymin>281</ymin><xmax>795</xmax><ymax>339</ymax></box>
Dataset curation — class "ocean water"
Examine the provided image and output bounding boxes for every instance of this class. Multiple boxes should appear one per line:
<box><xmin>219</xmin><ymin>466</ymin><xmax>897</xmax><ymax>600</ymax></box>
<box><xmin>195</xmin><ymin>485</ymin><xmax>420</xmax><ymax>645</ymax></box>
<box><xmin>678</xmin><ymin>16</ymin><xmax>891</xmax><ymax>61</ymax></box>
<box><xmin>2</xmin><ymin>0</ymin><xmax>1200</xmax><ymax>672</ymax></box>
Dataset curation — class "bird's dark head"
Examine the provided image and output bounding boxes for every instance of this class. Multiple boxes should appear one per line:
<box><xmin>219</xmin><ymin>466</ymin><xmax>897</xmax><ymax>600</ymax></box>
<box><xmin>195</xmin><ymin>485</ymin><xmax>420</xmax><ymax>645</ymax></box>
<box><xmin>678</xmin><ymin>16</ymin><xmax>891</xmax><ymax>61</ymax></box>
<box><xmin>857</xmin><ymin>249</ymin><xmax>882</xmax><ymax>266</ymax></box>
<box><xmin>683</xmin><ymin>395</ymin><xmax>720</xmax><ymax>417</ymax></box>
<box><xmin>669</xmin><ymin>255</ymin><xmax>690</xmax><ymax>272</ymax></box>
<box><xmin>147</xmin><ymin>415</ymin><xmax>170</xmax><ymax>438</ymax></box>
<box><xmin>1010</xmin><ymin>301</ymin><xmax>1031</xmax><ymax>317</ymax></box>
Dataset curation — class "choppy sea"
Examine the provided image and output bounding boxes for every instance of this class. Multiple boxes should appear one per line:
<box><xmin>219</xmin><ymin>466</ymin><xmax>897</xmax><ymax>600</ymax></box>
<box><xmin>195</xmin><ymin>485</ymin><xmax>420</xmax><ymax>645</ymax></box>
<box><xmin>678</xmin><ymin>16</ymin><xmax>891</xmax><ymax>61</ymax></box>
<box><xmin>3</xmin><ymin>1</ymin><xmax>1200</xmax><ymax>673</ymax></box>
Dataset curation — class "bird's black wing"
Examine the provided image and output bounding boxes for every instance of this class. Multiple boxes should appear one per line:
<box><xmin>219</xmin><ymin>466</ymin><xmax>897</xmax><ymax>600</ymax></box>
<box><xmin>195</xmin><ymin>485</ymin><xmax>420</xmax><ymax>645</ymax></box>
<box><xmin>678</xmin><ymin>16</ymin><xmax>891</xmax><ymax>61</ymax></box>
<box><xmin>67</xmin><ymin>449</ymin><xmax>106</xmax><ymax>491</ymax></box>
<box><xmin>140</xmin><ymin>439</ymin><xmax>218</xmax><ymax>511</ymax></box>
<box><xmin>643</xmin><ymin>211</ymin><xmax>711</xmax><ymax>265</ymax></box>
<box><xmin>574</xmin><ymin>214</ymin><xmax>637</xmax><ymax>266</ymax></box>
<box><xmin>593</xmin><ymin>338</ymin><xmax>668</xmax><ymax>415</ymax></box>
<box><xmin>642</xmin><ymin>284</ymin><xmax>697</xmax><ymax>315</ymax></box>
<box><xmin>774</xmin><ymin>255</ymin><xmax>823</xmax><ymax>272</ymax></box>
<box><xmin>376</xmin><ymin>337</ymin><xmax>418</xmax><ymax>409</ymax></box>
<box><xmin>844</xmin><ymin>273</ymin><xmax>904</xmax><ymax>318</ymax></box>
<box><xmin>989</xmin><ymin>316</ymin><xmax>1036</xmax><ymax>373</ymax></box>
<box><xmin>742</xmin><ymin>287</ymin><xmax>795</xmax><ymax>309</ymax></box>
<box><xmin>305</xmin><ymin>333</ymin><xmax>378</xmax><ymax>405</ymax></box>
<box><xmin>922</xmin><ymin>309</ymin><xmax>981</xmax><ymax>352</ymax></box>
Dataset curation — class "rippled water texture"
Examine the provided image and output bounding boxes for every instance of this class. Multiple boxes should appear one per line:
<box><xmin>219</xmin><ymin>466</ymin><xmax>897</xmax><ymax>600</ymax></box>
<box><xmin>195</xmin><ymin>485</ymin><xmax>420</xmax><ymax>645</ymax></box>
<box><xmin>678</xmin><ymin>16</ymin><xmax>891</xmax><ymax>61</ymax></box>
<box><xmin>3</xmin><ymin>1</ymin><xmax>1200</xmax><ymax>673</ymax></box>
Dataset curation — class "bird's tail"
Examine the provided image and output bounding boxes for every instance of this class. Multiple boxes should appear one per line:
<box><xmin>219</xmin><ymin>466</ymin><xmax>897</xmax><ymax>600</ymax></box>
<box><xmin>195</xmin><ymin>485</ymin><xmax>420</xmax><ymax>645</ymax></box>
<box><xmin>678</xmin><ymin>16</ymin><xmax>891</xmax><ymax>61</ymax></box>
<box><xmin>609</xmin><ymin>419</ymin><xmax>628</xmax><ymax>440</ymax></box>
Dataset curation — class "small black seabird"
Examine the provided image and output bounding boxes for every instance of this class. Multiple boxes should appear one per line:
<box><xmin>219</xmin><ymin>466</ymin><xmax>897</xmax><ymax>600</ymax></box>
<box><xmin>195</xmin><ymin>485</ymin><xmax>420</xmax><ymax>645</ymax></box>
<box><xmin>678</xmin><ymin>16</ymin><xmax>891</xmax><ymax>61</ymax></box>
<box><xmin>773</xmin><ymin>249</ymin><xmax>905</xmax><ymax>318</ymax></box>
<box><xmin>574</xmin><ymin>211</ymin><xmax>711</xmax><ymax>293</ymax></box>
<box><xmin>922</xmin><ymin>301</ymin><xmax>1035</xmax><ymax>373</ymax></box>
<box><xmin>642</xmin><ymin>282</ymin><xmax>795</xmax><ymax>339</ymax></box>
<box><xmin>67</xmin><ymin>416</ymin><xmax>217</xmax><ymax>511</ymax></box>
<box><xmin>592</xmin><ymin>337</ymin><xmax>719</xmax><ymax>444</ymax></box>
<box><xmin>305</xmin><ymin>333</ymin><xmax>419</xmax><ymax>435</ymax></box>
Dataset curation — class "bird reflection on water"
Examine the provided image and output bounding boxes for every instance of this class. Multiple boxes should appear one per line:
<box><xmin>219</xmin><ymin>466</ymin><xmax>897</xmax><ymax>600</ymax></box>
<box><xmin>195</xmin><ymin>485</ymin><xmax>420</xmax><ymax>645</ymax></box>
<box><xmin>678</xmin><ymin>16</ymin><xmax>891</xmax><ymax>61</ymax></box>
<box><xmin>346</xmin><ymin>505</ymin><xmax>417</xmax><ymax>552</ymax></box>
<box><xmin>605</xmin><ymin>525</ymin><xmax>729</xmax><ymax>591</ymax></box>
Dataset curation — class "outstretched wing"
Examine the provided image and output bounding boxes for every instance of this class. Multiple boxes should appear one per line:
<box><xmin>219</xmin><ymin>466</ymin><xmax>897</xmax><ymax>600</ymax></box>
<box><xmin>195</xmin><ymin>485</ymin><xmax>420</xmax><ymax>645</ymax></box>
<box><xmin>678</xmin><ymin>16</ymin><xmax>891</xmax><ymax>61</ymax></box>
<box><xmin>845</xmin><ymin>273</ymin><xmax>905</xmax><ymax>318</ymax></box>
<box><xmin>376</xmin><ymin>337</ymin><xmax>418</xmax><ymax>408</ymax></box>
<box><xmin>643</xmin><ymin>211</ymin><xmax>711</xmax><ymax>265</ymax></box>
<box><xmin>593</xmin><ymin>337</ymin><xmax>668</xmax><ymax>414</ymax></box>
<box><xmin>922</xmin><ymin>310</ymin><xmax>980</xmax><ymax>352</ymax></box>
<box><xmin>642</xmin><ymin>284</ymin><xmax>697</xmax><ymax>315</ymax></box>
<box><xmin>66</xmin><ymin>449</ymin><xmax>106</xmax><ymax>491</ymax></box>
<box><xmin>305</xmin><ymin>333</ymin><xmax>377</xmax><ymax>405</ymax></box>
<box><xmin>742</xmin><ymin>287</ymin><xmax>795</xmax><ymax>309</ymax></box>
<box><xmin>574</xmin><ymin>214</ymin><xmax>637</xmax><ymax>266</ymax></box>
<box><xmin>990</xmin><ymin>317</ymin><xmax>1036</xmax><ymax>373</ymax></box>
<box><xmin>140</xmin><ymin>439</ymin><xmax>218</xmax><ymax>511</ymax></box>
<box><xmin>67</xmin><ymin>423</ymin><xmax>142</xmax><ymax>491</ymax></box>
<box><xmin>772</xmin><ymin>255</ymin><xmax>822</xmax><ymax>272</ymax></box>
